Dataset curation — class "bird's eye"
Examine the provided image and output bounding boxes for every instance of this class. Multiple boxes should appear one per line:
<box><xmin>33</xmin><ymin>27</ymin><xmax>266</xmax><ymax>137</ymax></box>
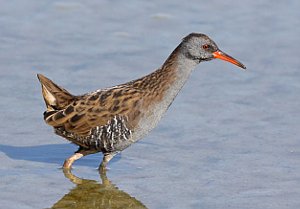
<box><xmin>202</xmin><ymin>44</ymin><xmax>210</xmax><ymax>49</ymax></box>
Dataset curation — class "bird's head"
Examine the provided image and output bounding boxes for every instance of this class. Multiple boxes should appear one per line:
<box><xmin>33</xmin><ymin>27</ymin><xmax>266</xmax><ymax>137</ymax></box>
<box><xmin>181</xmin><ymin>33</ymin><xmax>246</xmax><ymax>70</ymax></box>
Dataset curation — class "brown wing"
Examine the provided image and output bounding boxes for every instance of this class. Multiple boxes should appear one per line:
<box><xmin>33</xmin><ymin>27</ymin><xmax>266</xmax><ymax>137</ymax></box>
<box><xmin>44</xmin><ymin>87</ymin><xmax>143</xmax><ymax>136</ymax></box>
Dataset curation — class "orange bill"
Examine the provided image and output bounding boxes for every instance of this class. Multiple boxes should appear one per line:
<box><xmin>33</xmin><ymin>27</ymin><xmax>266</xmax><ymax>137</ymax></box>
<box><xmin>213</xmin><ymin>51</ymin><xmax>246</xmax><ymax>70</ymax></box>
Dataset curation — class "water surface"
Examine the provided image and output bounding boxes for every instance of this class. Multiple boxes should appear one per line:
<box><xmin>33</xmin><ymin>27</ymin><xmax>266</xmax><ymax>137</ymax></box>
<box><xmin>0</xmin><ymin>0</ymin><xmax>299</xmax><ymax>209</ymax></box>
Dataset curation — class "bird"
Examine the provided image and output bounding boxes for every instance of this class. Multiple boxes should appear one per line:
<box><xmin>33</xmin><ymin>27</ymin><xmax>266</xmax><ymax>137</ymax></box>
<box><xmin>37</xmin><ymin>33</ymin><xmax>246</xmax><ymax>170</ymax></box>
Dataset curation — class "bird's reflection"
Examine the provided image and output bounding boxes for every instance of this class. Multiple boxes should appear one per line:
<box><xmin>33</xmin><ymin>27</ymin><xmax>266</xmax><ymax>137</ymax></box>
<box><xmin>51</xmin><ymin>169</ymin><xmax>147</xmax><ymax>209</ymax></box>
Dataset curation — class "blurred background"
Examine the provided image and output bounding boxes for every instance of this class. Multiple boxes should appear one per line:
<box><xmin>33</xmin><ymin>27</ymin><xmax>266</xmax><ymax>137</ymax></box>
<box><xmin>0</xmin><ymin>0</ymin><xmax>299</xmax><ymax>208</ymax></box>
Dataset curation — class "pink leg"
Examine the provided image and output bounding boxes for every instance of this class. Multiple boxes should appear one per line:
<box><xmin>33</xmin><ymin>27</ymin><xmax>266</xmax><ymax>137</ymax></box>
<box><xmin>63</xmin><ymin>152</ymin><xmax>84</xmax><ymax>169</ymax></box>
<box><xmin>99</xmin><ymin>152</ymin><xmax>116</xmax><ymax>171</ymax></box>
<box><xmin>63</xmin><ymin>149</ymin><xmax>98</xmax><ymax>169</ymax></box>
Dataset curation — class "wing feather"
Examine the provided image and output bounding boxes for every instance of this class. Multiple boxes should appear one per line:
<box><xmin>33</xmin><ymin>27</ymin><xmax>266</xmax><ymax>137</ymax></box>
<box><xmin>44</xmin><ymin>87</ymin><xmax>143</xmax><ymax>136</ymax></box>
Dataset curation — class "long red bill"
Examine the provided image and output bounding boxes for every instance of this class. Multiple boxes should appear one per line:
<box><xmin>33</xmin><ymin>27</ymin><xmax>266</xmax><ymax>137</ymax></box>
<box><xmin>213</xmin><ymin>51</ymin><xmax>246</xmax><ymax>70</ymax></box>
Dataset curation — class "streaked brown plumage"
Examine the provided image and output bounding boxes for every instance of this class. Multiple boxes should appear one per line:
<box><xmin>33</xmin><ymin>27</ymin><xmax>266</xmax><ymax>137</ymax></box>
<box><xmin>38</xmin><ymin>33</ymin><xmax>246</xmax><ymax>170</ymax></box>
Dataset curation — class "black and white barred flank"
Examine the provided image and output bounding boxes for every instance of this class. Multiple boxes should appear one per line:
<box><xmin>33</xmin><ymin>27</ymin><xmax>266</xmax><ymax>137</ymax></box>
<box><xmin>55</xmin><ymin>115</ymin><xmax>132</xmax><ymax>153</ymax></box>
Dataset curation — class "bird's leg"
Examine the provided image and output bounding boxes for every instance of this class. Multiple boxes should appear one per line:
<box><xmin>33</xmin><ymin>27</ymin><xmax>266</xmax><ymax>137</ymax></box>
<box><xmin>63</xmin><ymin>147</ymin><xmax>97</xmax><ymax>170</ymax></box>
<box><xmin>63</xmin><ymin>152</ymin><xmax>84</xmax><ymax>170</ymax></box>
<box><xmin>99</xmin><ymin>152</ymin><xmax>116</xmax><ymax>171</ymax></box>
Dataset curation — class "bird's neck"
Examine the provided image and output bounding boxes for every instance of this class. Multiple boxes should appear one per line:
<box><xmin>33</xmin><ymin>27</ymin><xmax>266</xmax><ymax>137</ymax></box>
<box><xmin>141</xmin><ymin>46</ymin><xmax>198</xmax><ymax>106</ymax></box>
<box><xmin>162</xmin><ymin>46</ymin><xmax>198</xmax><ymax>96</ymax></box>
<box><xmin>128</xmin><ymin>46</ymin><xmax>199</xmax><ymax>140</ymax></box>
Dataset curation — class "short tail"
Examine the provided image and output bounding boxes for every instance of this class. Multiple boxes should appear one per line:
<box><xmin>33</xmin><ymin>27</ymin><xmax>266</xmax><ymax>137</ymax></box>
<box><xmin>37</xmin><ymin>74</ymin><xmax>75</xmax><ymax>110</ymax></box>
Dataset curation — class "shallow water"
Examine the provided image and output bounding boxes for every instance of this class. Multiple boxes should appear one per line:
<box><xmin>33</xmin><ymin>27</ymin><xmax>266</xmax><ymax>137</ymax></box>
<box><xmin>0</xmin><ymin>0</ymin><xmax>300</xmax><ymax>209</ymax></box>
